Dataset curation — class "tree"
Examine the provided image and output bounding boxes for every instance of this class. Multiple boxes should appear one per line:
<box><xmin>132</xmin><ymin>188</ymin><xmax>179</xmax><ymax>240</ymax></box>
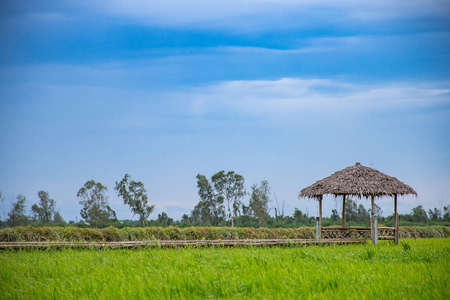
<box><xmin>428</xmin><ymin>208</ymin><xmax>441</xmax><ymax>221</ymax></box>
<box><xmin>344</xmin><ymin>199</ymin><xmax>358</xmax><ymax>222</ymax></box>
<box><xmin>293</xmin><ymin>208</ymin><xmax>311</xmax><ymax>225</ymax></box>
<box><xmin>30</xmin><ymin>191</ymin><xmax>56</xmax><ymax>223</ymax></box>
<box><xmin>331</xmin><ymin>209</ymin><xmax>340</xmax><ymax>222</ymax></box>
<box><xmin>249</xmin><ymin>180</ymin><xmax>271</xmax><ymax>227</ymax></box>
<box><xmin>114</xmin><ymin>174</ymin><xmax>155</xmax><ymax>227</ymax></box>
<box><xmin>411</xmin><ymin>205</ymin><xmax>428</xmax><ymax>223</ymax></box>
<box><xmin>356</xmin><ymin>203</ymin><xmax>370</xmax><ymax>224</ymax></box>
<box><xmin>344</xmin><ymin>199</ymin><xmax>371</xmax><ymax>224</ymax></box>
<box><xmin>53</xmin><ymin>211</ymin><xmax>65</xmax><ymax>223</ymax></box>
<box><xmin>156</xmin><ymin>212</ymin><xmax>173</xmax><ymax>226</ymax></box>
<box><xmin>192</xmin><ymin>171</ymin><xmax>245</xmax><ymax>227</ymax></box>
<box><xmin>193</xmin><ymin>174</ymin><xmax>224</xmax><ymax>225</ymax></box>
<box><xmin>212</xmin><ymin>171</ymin><xmax>245</xmax><ymax>227</ymax></box>
<box><xmin>0</xmin><ymin>190</ymin><xmax>5</xmax><ymax>221</ymax></box>
<box><xmin>443</xmin><ymin>205</ymin><xmax>450</xmax><ymax>221</ymax></box>
<box><xmin>368</xmin><ymin>202</ymin><xmax>383</xmax><ymax>217</ymax></box>
<box><xmin>7</xmin><ymin>194</ymin><xmax>29</xmax><ymax>226</ymax></box>
<box><xmin>77</xmin><ymin>180</ymin><xmax>116</xmax><ymax>227</ymax></box>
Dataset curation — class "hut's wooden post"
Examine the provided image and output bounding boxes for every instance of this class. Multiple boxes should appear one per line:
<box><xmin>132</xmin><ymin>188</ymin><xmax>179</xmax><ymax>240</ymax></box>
<box><xmin>319</xmin><ymin>195</ymin><xmax>323</xmax><ymax>238</ymax></box>
<box><xmin>394</xmin><ymin>194</ymin><xmax>399</xmax><ymax>245</ymax></box>
<box><xmin>373</xmin><ymin>215</ymin><xmax>378</xmax><ymax>245</ymax></box>
<box><xmin>371</xmin><ymin>195</ymin><xmax>375</xmax><ymax>245</ymax></box>
<box><xmin>342</xmin><ymin>195</ymin><xmax>346</xmax><ymax>228</ymax></box>
<box><xmin>316</xmin><ymin>217</ymin><xmax>320</xmax><ymax>239</ymax></box>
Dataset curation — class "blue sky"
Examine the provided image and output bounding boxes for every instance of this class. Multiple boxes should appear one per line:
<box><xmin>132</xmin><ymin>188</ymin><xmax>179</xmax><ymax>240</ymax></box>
<box><xmin>1</xmin><ymin>0</ymin><xmax>449</xmax><ymax>222</ymax></box>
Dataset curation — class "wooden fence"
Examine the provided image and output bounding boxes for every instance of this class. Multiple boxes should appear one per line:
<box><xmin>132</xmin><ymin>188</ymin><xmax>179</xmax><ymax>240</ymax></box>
<box><xmin>321</xmin><ymin>227</ymin><xmax>395</xmax><ymax>240</ymax></box>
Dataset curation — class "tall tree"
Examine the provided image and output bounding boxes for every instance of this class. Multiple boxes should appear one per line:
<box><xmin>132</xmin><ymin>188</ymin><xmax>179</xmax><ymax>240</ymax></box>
<box><xmin>114</xmin><ymin>174</ymin><xmax>155</xmax><ymax>227</ymax></box>
<box><xmin>31</xmin><ymin>191</ymin><xmax>56</xmax><ymax>223</ymax></box>
<box><xmin>428</xmin><ymin>208</ymin><xmax>441</xmax><ymax>221</ymax></box>
<box><xmin>192</xmin><ymin>171</ymin><xmax>245</xmax><ymax>227</ymax></box>
<box><xmin>194</xmin><ymin>174</ymin><xmax>224</xmax><ymax>225</ymax></box>
<box><xmin>53</xmin><ymin>211</ymin><xmax>65</xmax><ymax>223</ymax></box>
<box><xmin>356</xmin><ymin>203</ymin><xmax>370</xmax><ymax>224</ymax></box>
<box><xmin>443</xmin><ymin>205</ymin><xmax>450</xmax><ymax>221</ymax></box>
<box><xmin>344</xmin><ymin>199</ymin><xmax>358</xmax><ymax>222</ymax></box>
<box><xmin>77</xmin><ymin>180</ymin><xmax>116</xmax><ymax>227</ymax></box>
<box><xmin>212</xmin><ymin>170</ymin><xmax>245</xmax><ymax>227</ymax></box>
<box><xmin>249</xmin><ymin>180</ymin><xmax>271</xmax><ymax>227</ymax></box>
<box><xmin>7</xmin><ymin>194</ymin><xmax>29</xmax><ymax>226</ymax></box>
<box><xmin>0</xmin><ymin>190</ymin><xmax>5</xmax><ymax>221</ymax></box>
<box><xmin>229</xmin><ymin>172</ymin><xmax>246</xmax><ymax>227</ymax></box>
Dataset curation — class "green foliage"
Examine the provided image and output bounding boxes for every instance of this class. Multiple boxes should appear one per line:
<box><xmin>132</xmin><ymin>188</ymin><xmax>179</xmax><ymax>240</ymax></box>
<box><xmin>411</xmin><ymin>205</ymin><xmax>429</xmax><ymax>223</ymax></box>
<box><xmin>0</xmin><ymin>190</ymin><xmax>5</xmax><ymax>221</ymax></box>
<box><xmin>191</xmin><ymin>171</ymin><xmax>246</xmax><ymax>227</ymax></box>
<box><xmin>0</xmin><ymin>239</ymin><xmax>449</xmax><ymax>299</ymax></box>
<box><xmin>443</xmin><ymin>204</ymin><xmax>450</xmax><ymax>221</ymax></box>
<box><xmin>401</xmin><ymin>240</ymin><xmax>411</xmax><ymax>251</ymax></box>
<box><xmin>114</xmin><ymin>174</ymin><xmax>155</xmax><ymax>227</ymax></box>
<box><xmin>30</xmin><ymin>191</ymin><xmax>56</xmax><ymax>223</ymax></box>
<box><xmin>1</xmin><ymin>225</ymin><xmax>449</xmax><ymax>242</ymax></box>
<box><xmin>150</xmin><ymin>212</ymin><xmax>173</xmax><ymax>227</ymax></box>
<box><xmin>191</xmin><ymin>174</ymin><xmax>224</xmax><ymax>226</ymax></box>
<box><xmin>77</xmin><ymin>180</ymin><xmax>116</xmax><ymax>228</ymax></box>
<box><xmin>211</xmin><ymin>170</ymin><xmax>246</xmax><ymax>227</ymax></box>
<box><xmin>344</xmin><ymin>199</ymin><xmax>372</xmax><ymax>225</ymax></box>
<box><xmin>428</xmin><ymin>207</ymin><xmax>442</xmax><ymax>221</ymax></box>
<box><xmin>0</xmin><ymin>226</ymin><xmax>316</xmax><ymax>242</ymax></box>
<box><xmin>249</xmin><ymin>180</ymin><xmax>271</xmax><ymax>227</ymax></box>
<box><xmin>6</xmin><ymin>194</ymin><xmax>29</xmax><ymax>227</ymax></box>
<box><xmin>53</xmin><ymin>211</ymin><xmax>65</xmax><ymax>224</ymax></box>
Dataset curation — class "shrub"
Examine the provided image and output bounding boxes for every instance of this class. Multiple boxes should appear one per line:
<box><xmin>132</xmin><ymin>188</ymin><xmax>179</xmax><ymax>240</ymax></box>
<box><xmin>0</xmin><ymin>225</ymin><xmax>448</xmax><ymax>242</ymax></box>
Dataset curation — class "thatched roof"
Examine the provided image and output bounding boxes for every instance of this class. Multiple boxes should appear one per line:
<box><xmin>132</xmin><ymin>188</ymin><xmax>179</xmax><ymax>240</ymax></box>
<box><xmin>299</xmin><ymin>162</ymin><xmax>417</xmax><ymax>199</ymax></box>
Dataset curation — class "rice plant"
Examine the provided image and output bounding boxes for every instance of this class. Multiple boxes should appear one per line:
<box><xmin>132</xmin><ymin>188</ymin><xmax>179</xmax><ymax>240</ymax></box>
<box><xmin>1</xmin><ymin>238</ymin><xmax>449</xmax><ymax>299</ymax></box>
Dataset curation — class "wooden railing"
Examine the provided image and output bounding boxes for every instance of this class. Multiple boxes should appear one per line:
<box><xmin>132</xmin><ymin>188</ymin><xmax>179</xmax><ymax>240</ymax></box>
<box><xmin>377</xmin><ymin>227</ymin><xmax>396</xmax><ymax>240</ymax></box>
<box><xmin>321</xmin><ymin>227</ymin><xmax>371</xmax><ymax>240</ymax></box>
<box><xmin>321</xmin><ymin>227</ymin><xmax>395</xmax><ymax>240</ymax></box>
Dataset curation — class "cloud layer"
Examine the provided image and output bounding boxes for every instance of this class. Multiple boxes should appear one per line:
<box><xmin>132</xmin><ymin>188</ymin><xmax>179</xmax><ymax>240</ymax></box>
<box><xmin>179</xmin><ymin>78</ymin><xmax>450</xmax><ymax>117</ymax></box>
<box><xmin>92</xmin><ymin>0</ymin><xmax>450</xmax><ymax>30</ymax></box>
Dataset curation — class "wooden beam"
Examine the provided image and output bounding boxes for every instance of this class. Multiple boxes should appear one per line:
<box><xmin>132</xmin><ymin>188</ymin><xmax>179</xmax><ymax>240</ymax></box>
<box><xmin>394</xmin><ymin>194</ymin><xmax>399</xmax><ymax>245</ymax></box>
<box><xmin>371</xmin><ymin>195</ymin><xmax>375</xmax><ymax>245</ymax></box>
<box><xmin>342</xmin><ymin>195</ymin><xmax>346</xmax><ymax>227</ymax></box>
<box><xmin>319</xmin><ymin>195</ymin><xmax>323</xmax><ymax>238</ymax></box>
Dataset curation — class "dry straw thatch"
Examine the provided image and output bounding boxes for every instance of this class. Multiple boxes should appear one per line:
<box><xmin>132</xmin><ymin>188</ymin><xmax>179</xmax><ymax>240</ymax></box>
<box><xmin>299</xmin><ymin>162</ymin><xmax>417</xmax><ymax>199</ymax></box>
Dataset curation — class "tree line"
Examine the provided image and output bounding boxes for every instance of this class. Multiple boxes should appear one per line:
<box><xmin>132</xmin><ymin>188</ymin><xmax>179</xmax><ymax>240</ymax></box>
<box><xmin>1</xmin><ymin>171</ymin><xmax>449</xmax><ymax>228</ymax></box>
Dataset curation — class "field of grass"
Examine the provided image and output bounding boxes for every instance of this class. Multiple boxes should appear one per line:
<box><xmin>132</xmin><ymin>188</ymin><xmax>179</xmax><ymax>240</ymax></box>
<box><xmin>1</xmin><ymin>238</ymin><xmax>449</xmax><ymax>299</ymax></box>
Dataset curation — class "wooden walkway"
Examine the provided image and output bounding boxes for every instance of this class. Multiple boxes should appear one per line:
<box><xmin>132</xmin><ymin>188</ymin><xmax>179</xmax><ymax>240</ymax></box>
<box><xmin>0</xmin><ymin>238</ymin><xmax>366</xmax><ymax>249</ymax></box>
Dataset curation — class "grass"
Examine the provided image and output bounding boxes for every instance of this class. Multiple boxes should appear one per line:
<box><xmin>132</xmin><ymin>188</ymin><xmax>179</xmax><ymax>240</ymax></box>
<box><xmin>1</xmin><ymin>225</ymin><xmax>449</xmax><ymax>242</ymax></box>
<box><xmin>1</xmin><ymin>238</ymin><xmax>449</xmax><ymax>299</ymax></box>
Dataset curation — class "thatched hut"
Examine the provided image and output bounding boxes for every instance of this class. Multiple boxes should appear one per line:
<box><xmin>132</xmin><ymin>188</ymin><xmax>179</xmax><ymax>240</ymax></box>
<box><xmin>299</xmin><ymin>162</ymin><xmax>417</xmax><ymax>244</ymax></box>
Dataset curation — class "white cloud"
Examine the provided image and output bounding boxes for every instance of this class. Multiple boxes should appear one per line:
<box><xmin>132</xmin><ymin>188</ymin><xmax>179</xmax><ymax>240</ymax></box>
<box><xmin>81</xmin><ymin>0</ymin><xmax>450</xmax><ymax>30</ymax></box>
<box><xmin>180</xmin><ymin>78</ymin><xmax>450</xmax><ymax>116</ymax></box>
<box><xmin>4</xmin><ymin>61</ymin><xmax>449</xmax><ymax>119</ymax></box>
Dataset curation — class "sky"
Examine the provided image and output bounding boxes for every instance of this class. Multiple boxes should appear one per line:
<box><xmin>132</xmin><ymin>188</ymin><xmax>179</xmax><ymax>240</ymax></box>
<box><xmin>0</xmin><ymin>0</ymin><xmax>449</xmax><ymax>222</ymax></box>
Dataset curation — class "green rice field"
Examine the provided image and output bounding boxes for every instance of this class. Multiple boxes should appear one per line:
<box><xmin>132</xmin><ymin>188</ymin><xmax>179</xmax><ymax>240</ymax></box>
<box><xmin>1</xmin><ymin>238</ymin><xmax>449</xmax><ymax>299</ymax></box>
